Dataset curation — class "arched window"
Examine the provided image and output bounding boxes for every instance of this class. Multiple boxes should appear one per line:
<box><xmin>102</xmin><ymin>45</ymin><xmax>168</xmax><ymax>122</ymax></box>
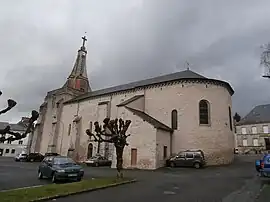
<box><xmin>171</xmin><ymin>109</ymin><xmax>178</xmax><ymax>130</ymax></box>
<box><xmin>199</xmin><ymin>100</ymin><xmax>210</xmax><ymax>125</ymax></box>
<box><xmin>228</xmin><ymin>106</ymin><xmax>232</xmax><ymax>131</ymax></box>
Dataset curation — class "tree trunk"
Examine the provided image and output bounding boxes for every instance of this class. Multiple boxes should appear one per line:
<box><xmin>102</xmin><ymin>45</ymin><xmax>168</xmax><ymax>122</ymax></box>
<box><xmin>116</xmin><ymin>146</ymin><xmax>124</xmax><ymax>178</ymax></box>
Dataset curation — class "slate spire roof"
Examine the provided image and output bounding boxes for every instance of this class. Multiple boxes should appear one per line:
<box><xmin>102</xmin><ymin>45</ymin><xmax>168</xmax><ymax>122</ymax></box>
<box><xmin>63</xmin><ymin>36</ymin><xmax>91</xmax><ymax>93</ymax></box>
<box><xmin>237</xmin><ymin>104</ymin><xmax>270</xmax><ymax>125</ymax></box>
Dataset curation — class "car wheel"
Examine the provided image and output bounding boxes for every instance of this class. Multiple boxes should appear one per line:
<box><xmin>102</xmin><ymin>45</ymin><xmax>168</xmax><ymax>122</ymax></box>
<box><xmin>52</xmin><ymin>173</ymin><xmax>57</xmax><ymax>183</ymax></box>
<box><xmin>77</xmin><ymin>177</ymin><xmax>82</xmax><ymax>182</ymax></box>
<box><xmin>170</xmin><ymin>162</ymin><xmax>175</xmax><ymax>168</ymax></box>
<box><xmin>194</xmin><ymin>162</ymin><xmax>201</xmax><ymax>169</ymax></box>
<box><xmin>38</xmin><ymin>171</ymin><xmax>43</xmax><ymax>179</ymax></box>
<box><xmin>95</xmin><ymin>162</ymin><xmax>99</xmax><ymax>167</ymax></box>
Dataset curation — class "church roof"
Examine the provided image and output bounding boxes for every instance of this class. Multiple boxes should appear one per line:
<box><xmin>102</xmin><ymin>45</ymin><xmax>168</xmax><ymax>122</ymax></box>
<box><xmin>125</xmin><ymin>107</ymin><xmax>173</xmax><ymax>132</ymax></box>
<box><xmin>64</xmin><ymin>70</ymin><xmax>234</xmax><ymax>104</ymax></box>
<box><xmin>117</xmin><ymin>95</ymin><xmax>144</xmax><ymax>107</ymax></box>
<box><xmin>237</xmin><ymin>104</ymin><xmax>270</xmax><ymax>125</ymax></box>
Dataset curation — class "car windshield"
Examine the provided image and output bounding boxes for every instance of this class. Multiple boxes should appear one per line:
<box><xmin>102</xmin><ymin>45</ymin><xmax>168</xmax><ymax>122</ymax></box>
<box><xmin>89</xmin><ymin>156</ymin><xmax>99</xmax><ymax>160</ymax></box>
<box><xmin>53</xmin><ymin>157</ymin><xmax>76</xmax><ymax>165</ymax></box>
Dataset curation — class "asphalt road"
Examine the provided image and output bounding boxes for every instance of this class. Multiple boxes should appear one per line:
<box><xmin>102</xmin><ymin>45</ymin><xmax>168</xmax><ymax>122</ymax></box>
<box><xmin>0</xmin><ymin>155</ymin><xmax>266</xmax><ymax>202</ymax></box>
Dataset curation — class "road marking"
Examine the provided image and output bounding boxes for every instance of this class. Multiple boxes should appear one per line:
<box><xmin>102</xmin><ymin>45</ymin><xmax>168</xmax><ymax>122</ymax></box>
<box><xmin>163</xmin><ymin>191</ymin><xmax>176</xmax><ymax>195</ymax></box>
<box><xmin>0</xmin><ymin>185</ymin><xmax>45</xmax><ymax>192</ymax></box>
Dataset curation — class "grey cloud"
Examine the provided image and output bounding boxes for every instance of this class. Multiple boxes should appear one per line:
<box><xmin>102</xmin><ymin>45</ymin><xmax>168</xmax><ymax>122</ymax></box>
<box><xmin>1</xmin><ymin>0</ymin><xmax>270</xmax><ymax>122</ymax></box>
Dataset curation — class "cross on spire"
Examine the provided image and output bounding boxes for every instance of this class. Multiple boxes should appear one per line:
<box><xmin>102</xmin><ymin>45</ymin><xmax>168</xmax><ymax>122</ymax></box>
<box><xmin>186</xmin><ymin>61</ymin><xmax>190</xmax><ymax>70</ymax></box>
<box><xmin>82</xmin><ymin>36</ymin><xmax>87</xmax><ymax>47</ymax></box>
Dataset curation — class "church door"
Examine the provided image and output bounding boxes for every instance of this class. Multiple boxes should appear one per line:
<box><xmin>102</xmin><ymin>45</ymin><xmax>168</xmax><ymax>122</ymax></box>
<box><xmin>87</xmin><ymin>143</ymin><xmax>93</xmax><ymax>159</ymax></box>
<box><xmin>131</xmin><ymin>148</ymin><xmax>137</xmax><ymax>167</ymax></box>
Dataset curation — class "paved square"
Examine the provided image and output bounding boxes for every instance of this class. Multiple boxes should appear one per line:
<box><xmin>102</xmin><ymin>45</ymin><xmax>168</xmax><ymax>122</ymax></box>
<box><xmin>0</xmin><ymin>155</ymin><xmax>264</xmax><ymax>202</ymax></box>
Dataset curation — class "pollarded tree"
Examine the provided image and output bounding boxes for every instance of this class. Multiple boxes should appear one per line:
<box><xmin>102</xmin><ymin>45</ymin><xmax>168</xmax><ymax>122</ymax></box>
<box><xmin>86</xmin><ymin>118</ymin><xmax>131</xmax><ymax>178</ymax></box>
<box><xmin>0</xmin><ymin>90</ymin><xmax>39</xmax><ymax>143</ymax></box>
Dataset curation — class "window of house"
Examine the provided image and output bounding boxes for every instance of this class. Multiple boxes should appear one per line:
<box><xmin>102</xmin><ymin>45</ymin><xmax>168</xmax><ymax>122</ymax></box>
<box><xmin>241</xmin><ymin>127</ymin><xmax>247</xmax><ymax>134</ymax></box>
<box><xmin>243</xmin><ymin>139</ymin><xmax>248</xmax><ymax>146</ymax></box>
<box><xmin>5</xmin><ymin>149</ymin><xmax>9</xmax><ymax>153</ymax></box>
<box><xmin>228</xmin><ymin>107</ymin><xmax>232</xmax><ymax>131</ymax></box>
<box><xmin>263</xmin><ymin>126</ymin><xmax>269</xmax><ymax>134</ymax></box>
<box><xmin>251</xmin><ymin>126</ymin><xmax>257</xmax><ymax>134</ymax></box>
<box><xmin>163</xmin><ymin>146</ymin><xmax>167</xmax><ymax>159</ymax></box>
<box><xmin>171</xmin><ymin>110</ymin><xmax>178</xmax><ymax>130</ymax></box>
<box><xmin>253</xmin><ymin>139</ymin><xmax>259</xmax><ymax>146</ymax></box>
<box><xmin>68</xmin><ymin>124</ymin><xmax>71</xmax><ymax>136</ymax></box>
<box><xmin>11</xmin><ymin>149</ymin><xmax>15</xmax><ymax>154</ymax></box>
<box><xmin>18</xmin><ymin>141</ymin><xmax>23</xmax><ymax>145</ymax></box>
<box><xmin>199</xmin><ymin>100</ymin><xmax>210</xmax><ymax>125</ymax></box>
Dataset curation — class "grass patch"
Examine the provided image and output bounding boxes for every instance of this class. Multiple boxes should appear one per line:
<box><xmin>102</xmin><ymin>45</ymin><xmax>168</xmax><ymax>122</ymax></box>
<box><xmin>0</xmin><ymin>178</ymin><xmax>133</xmax><ymax>202</ymax></box>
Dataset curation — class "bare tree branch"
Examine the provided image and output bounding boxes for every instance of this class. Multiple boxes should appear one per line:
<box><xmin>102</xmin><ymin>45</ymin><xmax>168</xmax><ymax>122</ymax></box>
<box><xmin>0</xmin><ymin>90</ymin><xmax>39</xmax><ymax>144</ymax></box>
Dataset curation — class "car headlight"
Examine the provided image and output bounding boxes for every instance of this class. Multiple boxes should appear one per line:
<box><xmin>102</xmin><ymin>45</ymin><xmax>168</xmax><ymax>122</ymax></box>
<box><xmin>57</xmin><ymin>169</ymin><xmax>65</xmax><ymax>173</ymax></box>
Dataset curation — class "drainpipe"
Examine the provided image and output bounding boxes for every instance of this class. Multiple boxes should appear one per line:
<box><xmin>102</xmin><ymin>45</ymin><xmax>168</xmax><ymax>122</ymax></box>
<box><xmin>170</xmin><ymin>131</ymin><xmax>173</xmax><ymax>156</ymax></box>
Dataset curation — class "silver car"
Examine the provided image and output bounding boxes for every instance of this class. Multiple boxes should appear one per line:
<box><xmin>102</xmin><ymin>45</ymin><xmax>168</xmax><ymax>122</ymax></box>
<box><xmin>15</xmin><ymin>153</ymin><xmax>27</xmax><ymax>162</ymax></box>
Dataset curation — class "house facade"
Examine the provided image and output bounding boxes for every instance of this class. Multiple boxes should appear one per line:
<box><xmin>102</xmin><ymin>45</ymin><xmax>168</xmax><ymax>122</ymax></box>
<box><xmin>31</xmin><ymin>37</ymin><xmax>235</xmax><ymax>169</ymax></box>
<box><xmin>236</xmin><ymin>104</ymin><xmax>270</xmax><ymax>153</ymax></box>
<box><xmin>0</xmin><ymin>119</ymin><xmax>28</xmax><ymax>157</ymax></box>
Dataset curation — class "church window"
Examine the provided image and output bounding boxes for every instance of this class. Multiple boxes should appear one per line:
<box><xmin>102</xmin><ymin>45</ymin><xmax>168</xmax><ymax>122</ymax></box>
<box><xmin>228</xmin><ymin>106</ymin><xmax>232</xmax><ymax>131</ymax></box>
<box><xmin>171</xmin><ymin>110</ymin><xmax>178</xmax><ymax>130</ymax></box>
<box><xmin>89</xmin><ymin>121</ymin><xmax>93</xmax><ymax>133</ymax></box>
<box><xmin>75</xmin><ymin>79</ymin><xmax>81</xmax><ymax>89</ymax></box>
<box><xmin>68</xmin><ymin>124</ymin><xmax>71</xmax><ymax>136</ymax></box>
<box><xmin>199</xmin><ymin>100</ymin><xmax>210</xmax><ymax>125</ymax></box>
<box><xmin>52</xmin><ymin>96</ymin><xmax>56</xmax><ymax>108</ymax></box>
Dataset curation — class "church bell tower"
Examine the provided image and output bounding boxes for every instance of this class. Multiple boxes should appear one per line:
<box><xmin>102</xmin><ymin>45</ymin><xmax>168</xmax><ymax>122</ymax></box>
<box><xmin>63</xmin><ymin>36</ymin><xmax>91</xmax><ymax>93</ymax></box>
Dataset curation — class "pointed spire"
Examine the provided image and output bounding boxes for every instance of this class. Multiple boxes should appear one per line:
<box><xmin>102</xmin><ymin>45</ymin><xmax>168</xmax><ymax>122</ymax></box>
<box><xmin>63</xmin><ymin>36</ymin><xmax>91</xmax><ymax>93</ymax></box>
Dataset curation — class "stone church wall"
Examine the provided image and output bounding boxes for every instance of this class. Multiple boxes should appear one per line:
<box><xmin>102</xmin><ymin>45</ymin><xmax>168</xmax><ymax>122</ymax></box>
<box><xmin>56</xmin><ymin>80</ymin><xmax>234</xmax><ymax>168</ymax></box>
<box><xmin>144</xmin><ymin>81</ymin><xmax>234</xmax><ymax>165</ymax></box>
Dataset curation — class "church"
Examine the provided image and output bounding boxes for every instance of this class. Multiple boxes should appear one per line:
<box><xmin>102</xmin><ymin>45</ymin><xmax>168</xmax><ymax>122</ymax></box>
<box><xmin>31</xmin><ymin>36</ymin><xmax>235</xmax><ymax>169</ymax></box>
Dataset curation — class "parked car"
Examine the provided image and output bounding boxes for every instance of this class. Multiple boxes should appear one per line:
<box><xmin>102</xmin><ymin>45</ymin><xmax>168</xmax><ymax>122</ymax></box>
<box><xmin>255</xmin><ymin>153</ymin><xmax>269</xmax><ymax>172</ymax></box>
<box><xmin>44</xmin><ymin>152</ymin><xmax>59</xmax><ymax>157</ymax></box>
<box><xmin>166</xmin><ymin>150</ymin><xmax>205</xmax><ymax>169</ymax></box>
<box><xmin>258</xmin><ymin>154</ymin><xmax>270</xmax><ymax>177</ymax></box>
<box><xmin>85</xmin><ymin>155</ymin><xmax>112</xmax><ymax>167</ymax></box>
<box><xmin>38</xmin><ymin>156</ymin><xmax>84</xmax><ymax>183</ymax></box>
<box><xmin>234</xmin><ymin>148</ymin><xmax>239</xmax><ymax>154</ymax></box>
<box><xmin>14</xmin><ymin>153</ymin><xmax>27</xmax><ymax>162</ymax></box>
<box><xmin>26</xmin><ymin>153</ymin><xmax>44</xmax><ymax>162</ymax></box>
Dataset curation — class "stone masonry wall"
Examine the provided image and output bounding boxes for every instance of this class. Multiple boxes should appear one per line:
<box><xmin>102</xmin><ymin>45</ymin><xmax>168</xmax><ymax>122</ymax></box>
<box><xmin>56</xmin><ymin>80</ymin><xmax>234</xmax><ymax>168</ymax></box>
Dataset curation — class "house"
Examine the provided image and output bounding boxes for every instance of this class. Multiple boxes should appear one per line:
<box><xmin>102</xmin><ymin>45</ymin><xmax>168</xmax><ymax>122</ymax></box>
<box><xmin>0</xmin><ymin>118</ymin><xmax>28</xmax><ymax>157</ymax></box>
<box><xmin>235</xmin><ymin>104</ymin><xmax>270</xmax><ymax>153</ymax></box>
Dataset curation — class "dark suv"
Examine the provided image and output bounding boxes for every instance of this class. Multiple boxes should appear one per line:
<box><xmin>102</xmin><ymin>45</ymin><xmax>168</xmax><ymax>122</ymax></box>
<box><xmin>167</xmin><ymin>150</ymin><xmax>205</xmax><ymax>169</ymax></box>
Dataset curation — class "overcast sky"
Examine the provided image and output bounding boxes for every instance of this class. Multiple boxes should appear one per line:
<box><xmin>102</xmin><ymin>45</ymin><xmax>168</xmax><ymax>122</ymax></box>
<box><xmin>0</xmin><ymin>0</ymin><xmax>270</xmax><ymax>123</ymax></box>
